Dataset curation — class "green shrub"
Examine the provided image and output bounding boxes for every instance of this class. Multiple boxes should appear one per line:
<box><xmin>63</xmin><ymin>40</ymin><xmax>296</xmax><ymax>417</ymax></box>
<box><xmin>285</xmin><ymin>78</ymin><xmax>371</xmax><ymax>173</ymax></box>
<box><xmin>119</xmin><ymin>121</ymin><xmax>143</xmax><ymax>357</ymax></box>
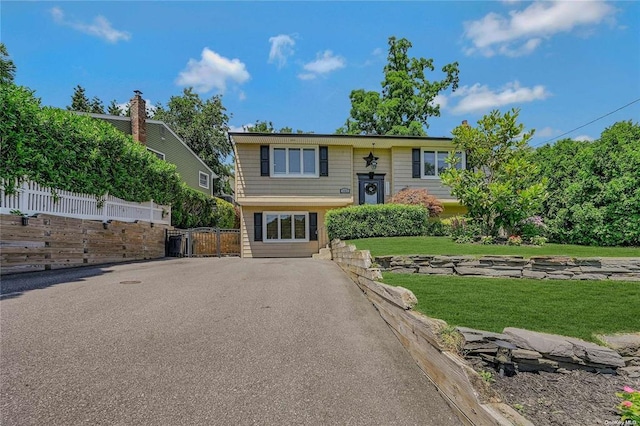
<box><xmin>154</xmin><ymin>184</ymin><xmax>236</xmax><ymax>229</ymax></box>
<box><xmin>0</xmin><ymin>82</ymin><xmax>238</xmax><ymax>229</ymax></box>
<box><xmin>529</xmin><ymin>236</ymin><xmax>548</xmax><ymax>246</ymax></box>
<box><xmin>326</xmin><ymin>204</ymin><xmax>428</xmax><ymax>240</ymax></box>
<box><xmin>516</xmin><ymin>215</ymin><xmax>547</xmax><ymax>239</ymax></box>
<box><xmin>480</xmin><ymin>235</ymin><xmax>494</xmax><ymax>245</ymax></box>
<box><xmin>449</xmin><ymin>216</ymin><xmax>482</xmax><ymax>243</ymax></box>
<box><xmin>534</xmin><ymin>121</ymin><xmax>640</xmax><ymax>246</ymax></box>
<box><xmin>426</xmin><ymin>219</ymin><xmax>450</xmax><ymax>236</ymax></box>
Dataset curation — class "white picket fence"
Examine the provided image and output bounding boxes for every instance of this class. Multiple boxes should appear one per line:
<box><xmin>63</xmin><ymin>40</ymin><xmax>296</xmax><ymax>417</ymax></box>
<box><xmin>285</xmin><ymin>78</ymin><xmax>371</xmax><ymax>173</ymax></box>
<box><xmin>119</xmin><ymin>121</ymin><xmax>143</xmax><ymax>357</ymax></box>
<box><xmin>0</xmin><ymin>180</ymin><xmax>171</xmax><ymax>225</ymax></box>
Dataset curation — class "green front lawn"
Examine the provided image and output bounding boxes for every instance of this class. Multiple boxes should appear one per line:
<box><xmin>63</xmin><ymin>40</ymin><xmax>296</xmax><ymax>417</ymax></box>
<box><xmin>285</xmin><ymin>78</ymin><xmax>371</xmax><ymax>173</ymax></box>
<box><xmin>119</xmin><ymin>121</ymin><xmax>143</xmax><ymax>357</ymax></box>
<box><xmin>382</xmin><ymin>273</ymin><xmax>640</xmax><ymax>342</ymax></box>
<box><xmin>348</xmin><ymin>236</ymin><xmax>640</xmax><ymax>258</ymax></box>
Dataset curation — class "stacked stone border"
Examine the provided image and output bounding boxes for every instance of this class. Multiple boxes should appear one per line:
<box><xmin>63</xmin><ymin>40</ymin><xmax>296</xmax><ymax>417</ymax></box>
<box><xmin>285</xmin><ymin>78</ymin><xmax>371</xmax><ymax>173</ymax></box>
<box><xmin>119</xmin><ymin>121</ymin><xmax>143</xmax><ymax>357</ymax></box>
<box><xmin>1</xmin><ymin>213</ymin><xmax>170</xmax><ymax>275</ymax></box>
<box><xmin>375</xmin><ymin>255</ymin><xmax>640</xmax><ymax>281</ymax></box>
<box><xmin>330</xmin><ymin>239</ymin><xmax>532</xmax><ymax>426</ymax></box>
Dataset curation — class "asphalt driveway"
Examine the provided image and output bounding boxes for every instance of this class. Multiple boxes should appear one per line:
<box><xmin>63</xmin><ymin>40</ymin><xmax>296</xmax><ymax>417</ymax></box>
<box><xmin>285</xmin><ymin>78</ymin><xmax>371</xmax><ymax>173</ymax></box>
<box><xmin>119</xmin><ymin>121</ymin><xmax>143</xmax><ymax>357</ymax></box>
<box><xmin>1</xmin><ymin>258</ymin><xmax>459</xmax><ymax>425</ymax></box>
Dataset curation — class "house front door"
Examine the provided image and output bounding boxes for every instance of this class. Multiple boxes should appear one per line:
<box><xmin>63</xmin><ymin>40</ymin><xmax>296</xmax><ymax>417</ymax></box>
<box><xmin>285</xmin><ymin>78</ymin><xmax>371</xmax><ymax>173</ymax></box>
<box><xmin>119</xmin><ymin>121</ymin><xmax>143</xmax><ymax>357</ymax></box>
<box><xmin>357</xmin><ymin>173</ymin><xmax>385</xmax><ymax>205</ymax></box>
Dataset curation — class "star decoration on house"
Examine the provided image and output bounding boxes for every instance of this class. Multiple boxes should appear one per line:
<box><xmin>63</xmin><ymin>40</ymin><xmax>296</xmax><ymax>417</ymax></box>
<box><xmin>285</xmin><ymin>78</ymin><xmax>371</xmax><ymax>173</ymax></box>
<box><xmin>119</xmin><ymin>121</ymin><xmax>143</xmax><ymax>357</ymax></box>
<box><xmin>363</xmin><ymin>151</ymin><xmax>379</xmax><ymax>167</ymax></box>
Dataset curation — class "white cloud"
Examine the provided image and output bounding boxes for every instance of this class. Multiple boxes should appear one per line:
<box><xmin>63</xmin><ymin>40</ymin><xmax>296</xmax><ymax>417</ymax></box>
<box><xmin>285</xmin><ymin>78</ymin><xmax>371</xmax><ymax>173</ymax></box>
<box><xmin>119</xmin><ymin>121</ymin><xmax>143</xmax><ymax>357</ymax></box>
<box><xmin>238</xmin><ymin>91</ymin><xmax>246</xmax><ymax>101</ymax></box>
<box><xmin>298</xmin><ymin>50</ymin><xmax>345</xmax><ymax>80</ymax></box>
<box><xmin>432</xmin><ymin>94</ymin><xmax>448</xmax><ymax>109</ymax></box>
<box><xmin>536</xmin><ymin>126</ymin><xmax>558</xmax><ymax>138</ymax></box>
<box><xmin>448</xmin><ymin>81</ymin><xmax>550</xmax><ymax>114</ymax></box>
<box><xmin>463</xmin><ymin>0</ymin><xmax>615</xmax><ymax>57</ymax></box>
<box><xmin>50</xmin><ymin>7</ymin><xmax>131</xmax><ymax>43</ymax></box>
<box><xmin>228</xmin><ymin>124</ymin><xmax>248</xmax><ymax>133</ymax></box>
<box><xmin>176</xmin><ymin>48</ymin><xmax>250</xmax><ymax>93</ymax></box>
<box><xmin>268</xmin><ymin>34</ymin><xmax>295</xmax><ymax>68</ymax></box>
<box><xmin>371</xmin><ymin>47</ymin><xmax>384</xmax><ymax>57</ymax></box>
<box><xmin>574</xmin><ymin>135</ymin><xmax>594</xmax><ymax>142</ymax></box>
<box><xmin>297</xmin><ymin>73</ymin><xmax>317</xmax><ymax>81</ymax></box>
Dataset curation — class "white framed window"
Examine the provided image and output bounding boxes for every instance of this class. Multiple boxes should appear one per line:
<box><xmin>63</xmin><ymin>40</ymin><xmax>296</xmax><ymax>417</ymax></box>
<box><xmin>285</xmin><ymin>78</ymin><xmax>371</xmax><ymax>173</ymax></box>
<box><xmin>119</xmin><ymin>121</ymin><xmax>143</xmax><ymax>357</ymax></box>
<box><xmin>199</xmin><ymin>171</ymin><xmax>210</xmax><ymax>189</ymax></box>
<box><xmin>271</xmin><ymin>146</ymin><xmax>319</xmax><ymax>178</ymax></box>
<box><xmin>147</xmin><ymin>147</ymin><xmax>165</xmax><ymax>160</ymax></box>
<box><xmin>422</xmin><ymin>149</ymin><xmax>465</xmax><ymax>178</ymax></box>
<box><xmin>264</xmin><ymin>212</ymin><xmax>309</xmax><ymax>242</ymax></box>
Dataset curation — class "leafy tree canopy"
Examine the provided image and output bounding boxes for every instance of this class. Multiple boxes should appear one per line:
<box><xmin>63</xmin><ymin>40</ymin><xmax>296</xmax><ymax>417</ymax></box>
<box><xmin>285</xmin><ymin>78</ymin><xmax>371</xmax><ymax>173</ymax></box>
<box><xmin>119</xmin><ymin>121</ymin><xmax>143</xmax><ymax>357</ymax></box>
<box><xmin>153</xmin><ymin>87</ymin><xmax>232</xmax><ymax>189</ymax></box>
<box><xmin>338</xmin><ymin>36</ymin><xmax>459</xmax><ymax>136</ymax></box>
<box><xmin>440</xmin><ymin>109</ymin><xmax>547</xmax><ymax>236</ymax></box>
<box><xmin>0</xmin><ymin>43</ymin><xmax>16</xmax><ymax>84</ymax></box>
<box><xmin>242</xmin><ymin>120</ymin><xmax>309</xmax><ymax>134</ymax></box>
<box><xmin>535</xmin><ymin>120</ymin><xmax>640</xmax><ymax>246</ymax></box>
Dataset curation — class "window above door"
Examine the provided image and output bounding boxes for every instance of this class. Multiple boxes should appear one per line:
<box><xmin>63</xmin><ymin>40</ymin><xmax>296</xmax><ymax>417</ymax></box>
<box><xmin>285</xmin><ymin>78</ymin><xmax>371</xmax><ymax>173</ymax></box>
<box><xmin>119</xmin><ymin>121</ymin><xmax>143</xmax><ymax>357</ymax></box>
<box><xmin>271</xmin><ymin>146</ymin><xmax>319</xmax><ymax>178</ymax></box>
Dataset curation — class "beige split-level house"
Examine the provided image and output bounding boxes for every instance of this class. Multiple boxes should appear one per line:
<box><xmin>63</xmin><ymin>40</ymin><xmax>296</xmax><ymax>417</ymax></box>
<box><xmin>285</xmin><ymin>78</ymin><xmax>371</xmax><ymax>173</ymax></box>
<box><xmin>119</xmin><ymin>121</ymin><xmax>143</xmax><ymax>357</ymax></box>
<box><xmin>229</xmin><ymin>132</ymin><xmax>467</xmax><ymax>258</ymax></box>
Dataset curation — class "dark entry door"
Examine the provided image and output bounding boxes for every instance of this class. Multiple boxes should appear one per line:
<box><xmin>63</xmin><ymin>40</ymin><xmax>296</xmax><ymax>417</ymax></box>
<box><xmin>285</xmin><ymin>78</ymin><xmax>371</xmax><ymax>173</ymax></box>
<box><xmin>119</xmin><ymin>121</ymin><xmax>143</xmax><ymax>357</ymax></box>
<box><xmin>358</xmin><ymin>173</ymin><xmax>385</xmax><ymax>205</ymax></box>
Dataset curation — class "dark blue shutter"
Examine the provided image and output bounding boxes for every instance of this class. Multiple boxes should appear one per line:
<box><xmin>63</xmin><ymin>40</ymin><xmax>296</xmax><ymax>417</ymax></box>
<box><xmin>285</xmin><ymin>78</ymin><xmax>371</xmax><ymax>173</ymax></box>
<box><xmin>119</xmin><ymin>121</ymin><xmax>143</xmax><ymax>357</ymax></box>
<box><xmin>260</xmin><ymin>146</ymin><xmax>269</xmax><ymax>176</ymax></box>
<box><xmin>309</xmin><ymin>213</ymin><xmax>318</xmax><ymax>241</ymax></box>
<box><xmin>412</xmin><ymin>148</ymin><xmax>421</xmax><ymax>178</ymax></box>
<box><xmin>319</xmin><ymin>146</ymin><xmax>328</xmax><ymax>177</ymax></box>
<box><xmin>254</xmin><ymin>213</ymin><xmax>263</xmax><ymax>241</ymax></box>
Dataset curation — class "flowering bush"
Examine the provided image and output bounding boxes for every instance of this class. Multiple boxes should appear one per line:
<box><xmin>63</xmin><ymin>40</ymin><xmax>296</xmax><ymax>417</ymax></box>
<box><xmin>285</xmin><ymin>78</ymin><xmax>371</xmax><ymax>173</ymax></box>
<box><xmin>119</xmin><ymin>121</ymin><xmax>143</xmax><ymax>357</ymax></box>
<box><xmin>508</xmin><ymin>235</ymin><xmax>523</xmax><ymax>246</ymax></box>
<box><xmin>616</xmin><ymin>386</ymin><xmax>640</xmax><ymax>423</ymax></box>
<box><xmin>518</xmin><ymin>216</ymin><xmax>548</xmax><ymax>239</ymax></box>
<box><xmin>389</xmin><ymin>188</ymin><xmax>444</xmax><ymax>217</ymax></box>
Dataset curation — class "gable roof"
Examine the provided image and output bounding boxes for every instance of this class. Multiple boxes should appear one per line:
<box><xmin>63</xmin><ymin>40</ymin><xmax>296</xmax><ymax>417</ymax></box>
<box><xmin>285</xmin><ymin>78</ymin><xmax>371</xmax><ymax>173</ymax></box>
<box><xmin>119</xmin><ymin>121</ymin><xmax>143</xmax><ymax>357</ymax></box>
<box><xmin>228</xmin><ymin>132</ymin><xmax>453</xmax><ymax>149</ymax></box>
<box><xmin>80</xmin><ymin>112</ymin><xmax>216</xmax><ymax>177</ymax></box>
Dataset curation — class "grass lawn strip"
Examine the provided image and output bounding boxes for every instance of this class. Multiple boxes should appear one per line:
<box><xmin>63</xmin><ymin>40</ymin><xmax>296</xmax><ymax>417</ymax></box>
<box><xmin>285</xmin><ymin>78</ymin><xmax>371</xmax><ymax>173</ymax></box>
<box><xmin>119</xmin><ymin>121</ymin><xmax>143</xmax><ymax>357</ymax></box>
<box><xmin>349</xmin><ymin>236</ymin><xmax>640</xmax><ymax>258</ymax></box>
<box><xmin>382</xmin><ymin>273</ymin><xmax>640</xmax><ymax>342</ymax></box>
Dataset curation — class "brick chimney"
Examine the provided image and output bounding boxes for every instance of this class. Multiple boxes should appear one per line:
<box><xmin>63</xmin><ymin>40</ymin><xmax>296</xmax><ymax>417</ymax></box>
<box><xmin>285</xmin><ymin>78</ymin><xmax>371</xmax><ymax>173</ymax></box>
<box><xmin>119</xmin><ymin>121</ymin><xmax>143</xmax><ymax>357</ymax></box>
<box><xmin>130</xmin><ymin>90</ymin><xmax>147</xmax><ymax>145</ymax></box>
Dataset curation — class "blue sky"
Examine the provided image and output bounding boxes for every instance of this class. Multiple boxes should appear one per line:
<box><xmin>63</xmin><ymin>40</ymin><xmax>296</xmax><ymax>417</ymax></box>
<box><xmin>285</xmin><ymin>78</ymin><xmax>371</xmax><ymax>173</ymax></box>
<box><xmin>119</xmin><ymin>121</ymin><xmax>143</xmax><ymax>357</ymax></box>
<box><xmin>4</xmin><ymin>1</ymin><xmax>639</xmax><ymax>146</ymax></box>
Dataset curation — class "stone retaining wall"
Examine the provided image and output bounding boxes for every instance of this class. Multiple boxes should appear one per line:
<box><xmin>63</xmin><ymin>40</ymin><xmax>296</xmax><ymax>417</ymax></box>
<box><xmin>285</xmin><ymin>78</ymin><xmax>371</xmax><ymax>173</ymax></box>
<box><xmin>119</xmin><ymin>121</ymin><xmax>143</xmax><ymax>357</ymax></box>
<box><xmin>375</xmin><ymin>255</ymin><xmax>640</xmax><ymax>281</ymax></box>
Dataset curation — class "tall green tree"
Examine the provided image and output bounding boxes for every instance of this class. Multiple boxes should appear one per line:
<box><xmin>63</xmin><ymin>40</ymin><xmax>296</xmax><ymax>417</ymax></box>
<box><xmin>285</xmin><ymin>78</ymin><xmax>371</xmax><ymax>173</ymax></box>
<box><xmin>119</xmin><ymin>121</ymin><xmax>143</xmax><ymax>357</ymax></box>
<box><xmin>107</xmin><ymin>99</ymin><xmax>123</xmax><ymax>116</ymax></box>
<box><xmin>0</xmin><ymin>43</ymin><xmax>16</xmax><ymax>84</ymax></box>
<box><xmin>67</xmin><ymin>85</ymin><xmax>91</xmax><ymax>112</ymax></box>
<box><xmin>243</xmin><ymin>120</ymin><xmax>308</xmax><ymax>134</ymax></box>
<box><xmin>338</xmin><ymin>36</ymin><xmax>459</xmax><ymax>136</ymax></box>
<box><xmin>90</xmin><ymin>96</ymin><xmax>105</xmax><ymax>114</ymax></box>
<box><xmin>153</xmin><ymin>88</ymin><xmax>231</xmax><ymax>191</ymax></box>
<box><xmin>440</xmin><ymin>109</ymin><xmax>547</xmax><ymax>236</ymax></box>
<box><xmin>535</xmin><ymin>121</ymin><xmax>640</xmax><ymax>246</ymax></box>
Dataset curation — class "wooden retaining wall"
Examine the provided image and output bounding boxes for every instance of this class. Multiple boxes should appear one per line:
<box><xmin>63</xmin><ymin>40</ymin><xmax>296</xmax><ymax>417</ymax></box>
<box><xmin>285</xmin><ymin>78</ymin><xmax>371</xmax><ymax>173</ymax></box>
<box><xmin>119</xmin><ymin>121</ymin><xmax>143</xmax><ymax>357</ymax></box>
<box><xmin>1</xmin><ymin>213</ymin><xmax>169</xmax><ymax>275</ymax></box>
<box><xmin>331</xmin><ymin>239</ymin><xmax>533</xmax><ymax>426</ymax></box>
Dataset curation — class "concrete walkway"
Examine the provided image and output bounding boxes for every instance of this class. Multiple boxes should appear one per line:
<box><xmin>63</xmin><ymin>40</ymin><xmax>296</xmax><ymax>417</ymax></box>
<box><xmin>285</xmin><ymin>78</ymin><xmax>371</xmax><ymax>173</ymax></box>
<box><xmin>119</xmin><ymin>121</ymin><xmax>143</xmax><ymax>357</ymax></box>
<box><xmin>1</xmin><ymin>258</ymin><xmax>459</xmax><ymax>425</ymax></box>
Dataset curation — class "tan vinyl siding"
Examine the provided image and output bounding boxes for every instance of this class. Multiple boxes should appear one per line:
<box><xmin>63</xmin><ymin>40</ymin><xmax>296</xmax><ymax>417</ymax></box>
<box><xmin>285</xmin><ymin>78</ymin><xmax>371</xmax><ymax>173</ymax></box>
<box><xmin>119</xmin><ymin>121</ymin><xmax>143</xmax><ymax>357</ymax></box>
<box><xmin>235</xmin><ymin>144</ymin><xmax>353</xmax><ymax>199</ymax></box>
<box><xmin>240</xmin><ymin>206</ymin><xmax>333</xmax><ymax>258</ymax></box>
<box><xmin>352</xmin><ymin>148</ymin><xmax>392</xmax><ymax>203</ymax></box>
<box><xmin>391</xmin><ymin>146</ymin><xmax>454</xmax><ymax>199</ymax></box>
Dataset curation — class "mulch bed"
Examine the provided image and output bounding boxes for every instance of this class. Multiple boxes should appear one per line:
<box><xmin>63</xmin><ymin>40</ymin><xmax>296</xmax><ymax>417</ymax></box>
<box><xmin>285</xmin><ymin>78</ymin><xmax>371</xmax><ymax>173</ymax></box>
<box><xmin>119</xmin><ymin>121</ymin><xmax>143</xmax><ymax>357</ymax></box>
<box><xmin>492</xmin><ymin>370</ymin><xmax>640</xmax><ymax>425</ymax></box>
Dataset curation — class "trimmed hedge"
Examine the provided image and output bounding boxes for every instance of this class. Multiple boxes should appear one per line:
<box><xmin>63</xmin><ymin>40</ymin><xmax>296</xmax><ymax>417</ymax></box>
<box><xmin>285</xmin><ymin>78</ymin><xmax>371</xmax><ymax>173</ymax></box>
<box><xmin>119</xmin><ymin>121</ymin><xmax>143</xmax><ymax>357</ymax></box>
<box><xmin>1</xmin><ymin>83</ymin><xmax>236</xmax><ymax>229</ymax></box>
<box><xmin>326</xmin><ymin>204</ymin><xmax>429</xmax><ymax>240</ymax></box>
<box><xmin>171</xmin><ymin>185</ymin><xmax>236</xmax><ymax>229</ymax></box>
